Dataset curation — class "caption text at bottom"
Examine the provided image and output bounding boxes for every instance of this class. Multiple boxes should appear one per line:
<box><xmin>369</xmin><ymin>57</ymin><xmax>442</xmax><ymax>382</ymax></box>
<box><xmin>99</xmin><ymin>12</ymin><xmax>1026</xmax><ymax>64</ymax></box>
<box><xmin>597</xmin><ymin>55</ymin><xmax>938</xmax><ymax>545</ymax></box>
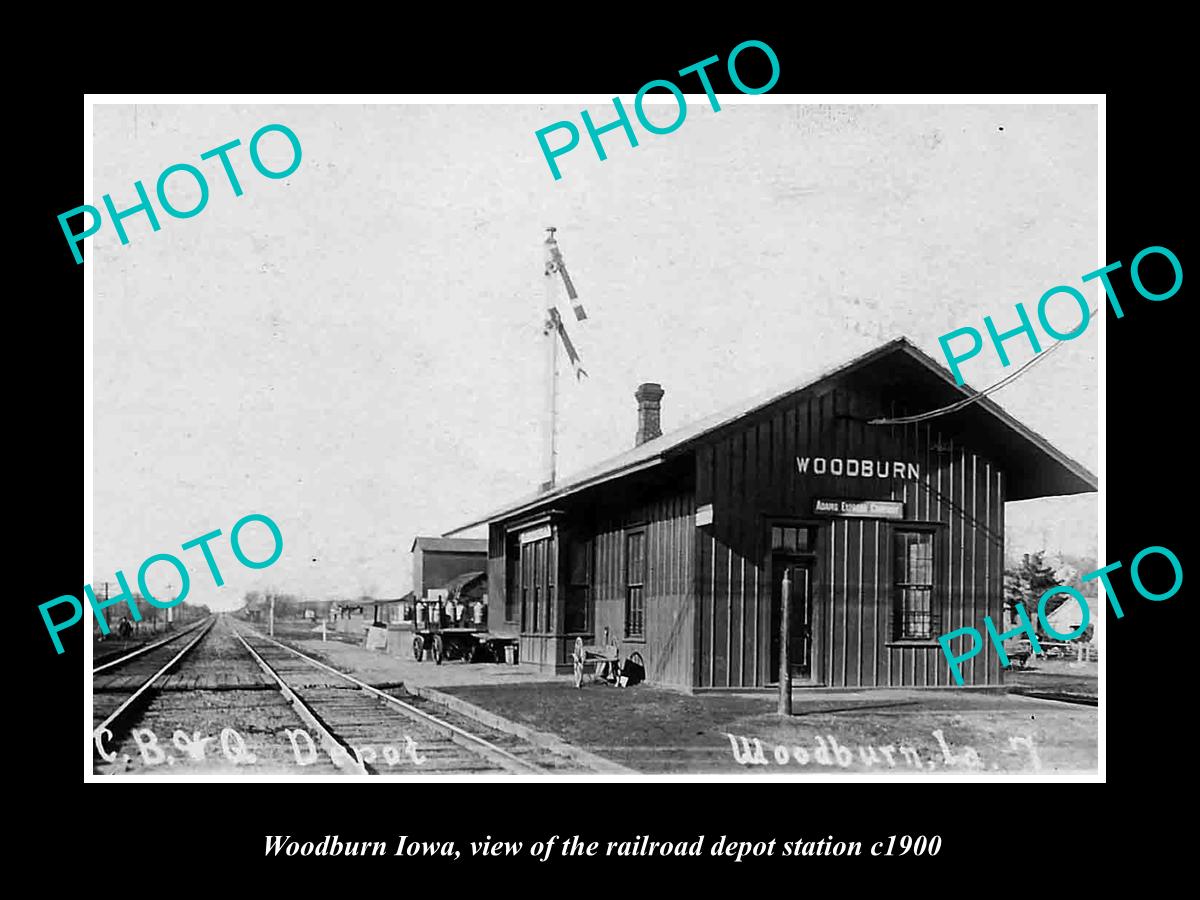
<box><xmin>266</xmin><ymin>833</ymin><xmax>942</xmax><ymax>861</ymax></box>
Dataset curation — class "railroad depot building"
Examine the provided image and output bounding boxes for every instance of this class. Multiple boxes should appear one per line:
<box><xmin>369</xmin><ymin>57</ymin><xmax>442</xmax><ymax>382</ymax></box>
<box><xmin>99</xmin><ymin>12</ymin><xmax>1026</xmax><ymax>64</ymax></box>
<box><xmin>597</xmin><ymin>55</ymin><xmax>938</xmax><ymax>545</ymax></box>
<box><xmin>453</xmin><ymin>338</ymin><xmax>1096</xmax><ymax>692</ymax></box>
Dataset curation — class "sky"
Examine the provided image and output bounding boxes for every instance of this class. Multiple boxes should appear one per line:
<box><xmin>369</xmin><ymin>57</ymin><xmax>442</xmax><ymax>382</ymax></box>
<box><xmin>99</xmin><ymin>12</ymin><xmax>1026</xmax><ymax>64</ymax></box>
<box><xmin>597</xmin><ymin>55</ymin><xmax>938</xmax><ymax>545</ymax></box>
<box><xmin>92</xmin><ymin>101</ymin><xmax>1099</xmax><ymax>611</ymax></box>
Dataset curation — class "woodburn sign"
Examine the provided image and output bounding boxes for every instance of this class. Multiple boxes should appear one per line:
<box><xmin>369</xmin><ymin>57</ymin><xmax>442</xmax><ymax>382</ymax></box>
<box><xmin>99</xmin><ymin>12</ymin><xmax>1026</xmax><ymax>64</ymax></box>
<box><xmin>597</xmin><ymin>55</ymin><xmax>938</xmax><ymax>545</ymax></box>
<box><xmin>796</xmin><ymin>456</ymin><xmax>920</xmax><ymax>479</ymax></box>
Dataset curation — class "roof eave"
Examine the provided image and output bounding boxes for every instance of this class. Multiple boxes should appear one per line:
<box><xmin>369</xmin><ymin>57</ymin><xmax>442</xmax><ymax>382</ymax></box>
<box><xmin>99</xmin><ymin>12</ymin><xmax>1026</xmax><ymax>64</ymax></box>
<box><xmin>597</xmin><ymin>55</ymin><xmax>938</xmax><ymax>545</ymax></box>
<box><xmin>896</xmin><ymin>343</ymin><xmax>1098</xmax><ymax>495</ymax></box>
<box><xmin>445</xmin><ymin>456</ymin><xmax>667</xmax><ymax>534</ymax></box>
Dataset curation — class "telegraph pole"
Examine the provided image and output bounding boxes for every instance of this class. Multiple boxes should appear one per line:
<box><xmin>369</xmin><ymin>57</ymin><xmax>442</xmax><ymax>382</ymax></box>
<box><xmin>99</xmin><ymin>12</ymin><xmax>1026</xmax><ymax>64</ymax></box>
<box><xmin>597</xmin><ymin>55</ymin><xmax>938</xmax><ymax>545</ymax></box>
<box><xmin>541</xmin><ymin>229</ymin><xmax>560</xmax><ymax>491</ymax></box>
<box><xmin>100</xmin><ymin>581</ymin><xmax>111</xmax><ymax>637</ymax></box>
<box><xmin>541</xmin><ymin>310</ymin><xmax>560</xmax><ymax>491</ymax></box>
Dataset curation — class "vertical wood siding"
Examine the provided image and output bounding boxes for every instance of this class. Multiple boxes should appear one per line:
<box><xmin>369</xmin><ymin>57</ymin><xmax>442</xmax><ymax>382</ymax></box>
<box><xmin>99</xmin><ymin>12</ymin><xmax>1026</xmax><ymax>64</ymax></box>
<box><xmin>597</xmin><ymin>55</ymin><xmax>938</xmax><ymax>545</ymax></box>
<box><xmin>590</xmin><ymin>488</ymin><xmax>696</xmax><ymax>689</ymax></box>
<box><xmin>694</xmin><ymin>379</ymin><xmax>1005</xmax><ymax>688</ymax></box>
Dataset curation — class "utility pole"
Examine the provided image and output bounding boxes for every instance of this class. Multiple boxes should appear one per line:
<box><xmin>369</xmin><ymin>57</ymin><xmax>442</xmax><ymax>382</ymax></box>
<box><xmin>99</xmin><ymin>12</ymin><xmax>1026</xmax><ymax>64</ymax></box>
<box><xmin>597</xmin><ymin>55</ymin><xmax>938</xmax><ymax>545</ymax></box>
<box><xmin>778</xmin><ymin>568</ymin><xmax>792</xmax><ymax>716</ymax></box>
<box><xmin>269</xmin><ymin>593</ymin><xmax>276</xmax><ymax>637</ymax></box>
<box><xmin>542</xmin><ymin>282</ymin><xmax>560</xmax><ymax>491</ymax></box>
<box><xmin>100</xmin><ymin>581</ymin><xmax>110</xmax><ymax>637</ymax></box>
<box><xmin>541</xmin><ymin>228</ymin><xmax>562</xmax><ymax>491</ymax></box>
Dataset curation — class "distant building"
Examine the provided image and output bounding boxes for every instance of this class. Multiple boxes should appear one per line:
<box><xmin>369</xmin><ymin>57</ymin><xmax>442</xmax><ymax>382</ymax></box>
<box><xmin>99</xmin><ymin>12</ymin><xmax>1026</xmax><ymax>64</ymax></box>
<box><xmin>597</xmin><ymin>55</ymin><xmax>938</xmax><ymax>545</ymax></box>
<box><xmin>1044</xmin><ymin>594</ymin><xmax>1096</xmax><ymax>640</ymax></box>
<box><xmin>243</xmin><ymin>594</ymin><xmax>271</xmax><ymax>623</ymax></box>
<box><xmin>370</xmin><ymin>592</ymin><xmax>415</xmax><ymax>626</ymax></box>
<box><xmin>298</xmin><ymin>599</ymin><xmax>335</xmax><ymax>620</ymax></box>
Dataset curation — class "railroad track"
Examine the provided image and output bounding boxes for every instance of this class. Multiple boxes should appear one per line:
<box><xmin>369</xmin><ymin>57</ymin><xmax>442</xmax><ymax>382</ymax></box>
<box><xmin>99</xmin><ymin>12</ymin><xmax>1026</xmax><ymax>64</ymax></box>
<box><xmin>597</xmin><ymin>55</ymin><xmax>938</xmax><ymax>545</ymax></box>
<box><xmin>231</xmin><ymin>623</ymin><xmax>591</xmax><ymax>774</ymax></box>
<box><xmin>93</xmin><ymin>617</ymin><xmax>211</xmax><ymax>672</ymax></box>
<box><xmin>92</xmin><ymin>614</ymin><xmax>591</xmax><ymax>775</ymax></box>
<box><xmin>92</xmin><ymin>615</ymin><xmax>219</xmax><ymax>741</ymax></box>
<box><xmin>93</xmin><ymin>615</ymin><xmax>348</xmax><ymax>775</ymax></box>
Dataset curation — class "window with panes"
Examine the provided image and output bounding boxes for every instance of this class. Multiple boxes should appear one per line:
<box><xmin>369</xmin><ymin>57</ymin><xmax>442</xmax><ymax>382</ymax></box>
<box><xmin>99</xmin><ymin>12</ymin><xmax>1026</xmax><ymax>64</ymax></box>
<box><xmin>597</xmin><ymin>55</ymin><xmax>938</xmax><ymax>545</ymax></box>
<box><xmin>625</xmin><ymin>529</ymin><xmax>646</xmax><ymax>639</ymax></box>
<box><xmin>893</xmin><ymin>529</ymin><xmax>936</xmax><ymax>640</ymax></box>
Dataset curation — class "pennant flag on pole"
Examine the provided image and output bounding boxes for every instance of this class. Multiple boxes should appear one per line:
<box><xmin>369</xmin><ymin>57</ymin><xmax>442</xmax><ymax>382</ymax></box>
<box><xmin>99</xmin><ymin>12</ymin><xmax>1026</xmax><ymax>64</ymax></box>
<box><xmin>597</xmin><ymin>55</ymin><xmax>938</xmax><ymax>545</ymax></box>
<box><xmin>544</xmin><ymin>228</ymin><xmax>588</xmax><ymax>321</ymax></box>
<box><xmin>549</xmin><ymin>307</ymin><xmax>587</xmax><ymax>380</ymax></box>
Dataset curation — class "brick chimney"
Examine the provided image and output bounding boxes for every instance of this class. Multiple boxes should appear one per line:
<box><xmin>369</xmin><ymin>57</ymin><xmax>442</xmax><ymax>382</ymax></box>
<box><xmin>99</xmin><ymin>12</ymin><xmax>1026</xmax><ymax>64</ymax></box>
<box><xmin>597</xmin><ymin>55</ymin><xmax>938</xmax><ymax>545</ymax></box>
<box><xmin>635</xmin><ymin>383</ymin><xmax>665</xmax><ymax>446</ymax></box>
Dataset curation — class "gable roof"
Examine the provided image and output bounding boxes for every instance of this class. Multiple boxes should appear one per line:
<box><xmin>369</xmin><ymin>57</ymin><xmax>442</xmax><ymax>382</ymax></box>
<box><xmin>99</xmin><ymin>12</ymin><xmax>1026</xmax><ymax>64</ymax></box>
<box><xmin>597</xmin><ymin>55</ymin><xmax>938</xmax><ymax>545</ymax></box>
<box><xmin>1045</xmin><ymin>594</ymin><xmax>1097</xmax><ymax>632</ymax></box>
<box><xmin>410</xmin><ymin>536</ymin><xmax>488</xmax><ymax>554</ymax></box>
<box><xmin>447</xmin><ymin>337</ymin><xmax>1097</xmax><ymax>532</ymax></box>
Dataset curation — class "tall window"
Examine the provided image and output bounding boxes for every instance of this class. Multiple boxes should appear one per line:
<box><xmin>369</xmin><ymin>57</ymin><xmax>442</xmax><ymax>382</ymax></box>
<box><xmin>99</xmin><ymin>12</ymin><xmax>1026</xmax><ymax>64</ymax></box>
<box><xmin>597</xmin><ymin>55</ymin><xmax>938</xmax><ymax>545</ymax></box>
<box><xmin>893</xmin><ymin>530</ymin><xmax>935</xmax><ymax>639</ymax></box>
<box><xmin>625</xmin><ymin>529</ymin><xmax>646</xmax><ymax>639</ymax></box>
<box><xmin>565</xmin><ymin>539</ymin><xmax>591</xmax><ymax>634</ymax></box>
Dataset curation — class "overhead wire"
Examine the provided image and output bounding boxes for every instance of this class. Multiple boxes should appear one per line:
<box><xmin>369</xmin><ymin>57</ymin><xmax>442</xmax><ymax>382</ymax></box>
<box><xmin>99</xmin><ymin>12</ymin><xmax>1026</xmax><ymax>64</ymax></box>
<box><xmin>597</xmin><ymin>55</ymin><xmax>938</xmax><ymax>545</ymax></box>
<box><xmin>868</xmin><ymin>307</ymin><xmax>1098</xmax><ymax>426</ymax></box>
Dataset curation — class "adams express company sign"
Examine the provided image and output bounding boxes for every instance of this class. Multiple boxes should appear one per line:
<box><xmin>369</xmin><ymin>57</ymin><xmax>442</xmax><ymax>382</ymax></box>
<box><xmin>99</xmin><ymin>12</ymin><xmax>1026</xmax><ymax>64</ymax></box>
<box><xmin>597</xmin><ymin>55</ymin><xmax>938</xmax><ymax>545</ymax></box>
<box><xmin>813</xmin><ymin>498</ymin><xmax>905</xmax><ymax>519</ymax></box>
<box><xmin>795</xmin><ymin>456</ymin><xmax>920</xmax><ymax>480</ymax></box>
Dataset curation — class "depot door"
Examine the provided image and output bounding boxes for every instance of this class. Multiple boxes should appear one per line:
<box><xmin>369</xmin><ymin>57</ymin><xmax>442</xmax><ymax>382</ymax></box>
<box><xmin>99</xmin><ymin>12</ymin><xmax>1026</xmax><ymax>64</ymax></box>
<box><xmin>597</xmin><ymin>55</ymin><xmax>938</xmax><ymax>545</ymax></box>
<box><xmin>769</xmin><ymin>559</ymin><xmax>812</xmax><ymax>681</ymax></box>
<box><xmin>518</xmin><ymin>533</ymin><xmax>554</xmax><ymax>635</ymax></box>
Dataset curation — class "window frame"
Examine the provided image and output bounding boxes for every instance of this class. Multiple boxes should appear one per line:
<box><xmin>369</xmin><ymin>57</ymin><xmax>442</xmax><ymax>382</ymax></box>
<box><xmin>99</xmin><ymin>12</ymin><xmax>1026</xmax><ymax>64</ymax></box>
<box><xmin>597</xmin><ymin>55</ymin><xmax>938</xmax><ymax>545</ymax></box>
<box><xmin>888</xmin><ymin>522</ymin><xmax>944</xmax><ymax>644</ymax></box>
<box><xmin>763</xmin><ymin>518</ymin><xmax>820</xmax><ymax>685</ymax></box>
<box><xmin>770</xmin><ymin>523</ymin><xmax>815</xmax><ymax>555</ymax></box>
<box><xmin>624</xmin><ymin>527</ymin><xmax>647</xmax><ymax>640</ymax></box>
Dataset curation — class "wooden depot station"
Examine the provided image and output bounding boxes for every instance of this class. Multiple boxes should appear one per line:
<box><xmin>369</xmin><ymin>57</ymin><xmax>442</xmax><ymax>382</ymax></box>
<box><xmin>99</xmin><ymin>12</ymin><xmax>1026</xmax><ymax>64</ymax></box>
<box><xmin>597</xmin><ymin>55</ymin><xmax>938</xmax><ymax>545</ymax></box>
<box><xmin>445</xmin><ymin>338</ymin><xmax>1096</xmax><ymax>692</ymax></box>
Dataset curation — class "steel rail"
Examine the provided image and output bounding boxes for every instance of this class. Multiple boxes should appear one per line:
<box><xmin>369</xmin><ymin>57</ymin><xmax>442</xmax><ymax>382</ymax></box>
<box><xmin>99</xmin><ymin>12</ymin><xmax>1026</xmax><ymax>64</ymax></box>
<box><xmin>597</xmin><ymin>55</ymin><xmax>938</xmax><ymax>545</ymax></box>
<box><xmin>93</xmin><ymin>616</ymin><xmax>217</xmax><ymax>737</ymax></box>
<box><xmin>92</xmin><ymin>617</ymin><xmax>212</xmax><ymax>674</ymax></box>
<box><xmin>237</xmin><ymin>624</ymin><xmax>545</xmax><ymax>775</ymax></box>
<box><xmin>230</xmin><ymin>626</ymin><xmax>369</xmax><ymax>775</ymax></box>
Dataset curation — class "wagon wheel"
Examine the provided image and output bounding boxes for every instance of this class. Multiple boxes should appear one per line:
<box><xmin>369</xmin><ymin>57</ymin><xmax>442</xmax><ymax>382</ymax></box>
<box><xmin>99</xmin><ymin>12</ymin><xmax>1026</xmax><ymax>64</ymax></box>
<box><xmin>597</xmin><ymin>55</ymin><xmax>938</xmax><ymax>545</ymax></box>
<box><xmin>432</xmin><ymin>634</ymin><xmax>444</xmax><ymax>665</ymax></box>
<box><xmin>572</xmin><ymin>637</ymin><xmax>584</xmax><ymax>689</ymax></box>
<box><xmin>412</xmin><ymin>635</ymin><xmax>424</xmax><ymax>661</ymax></box>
